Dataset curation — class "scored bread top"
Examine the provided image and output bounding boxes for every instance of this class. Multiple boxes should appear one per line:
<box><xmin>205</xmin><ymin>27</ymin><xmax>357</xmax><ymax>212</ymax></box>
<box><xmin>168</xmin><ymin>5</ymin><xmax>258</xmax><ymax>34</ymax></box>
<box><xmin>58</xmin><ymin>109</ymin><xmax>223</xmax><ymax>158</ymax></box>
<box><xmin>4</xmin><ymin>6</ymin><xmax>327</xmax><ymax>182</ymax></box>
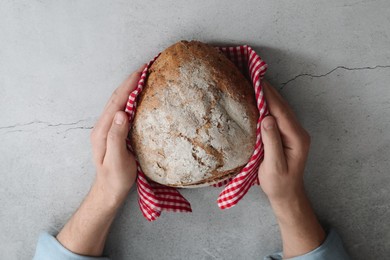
<box><xmin>131</xmin><ymin>40</ymin><xmax>259</xmax><ymax>187</ymax></box>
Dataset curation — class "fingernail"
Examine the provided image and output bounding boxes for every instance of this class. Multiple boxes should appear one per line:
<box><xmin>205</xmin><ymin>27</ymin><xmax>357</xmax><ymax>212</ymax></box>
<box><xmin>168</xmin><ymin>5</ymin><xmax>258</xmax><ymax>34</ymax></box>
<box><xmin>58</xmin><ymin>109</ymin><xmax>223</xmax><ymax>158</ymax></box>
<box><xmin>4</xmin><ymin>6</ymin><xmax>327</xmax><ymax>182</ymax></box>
<box><xmin>263</xmin><ymin>117</ymin><xmax>275</xmax><ymax>130</ymax></box>
<box><xmin>114</xmin><ymin>112</ymin><xmax>125</xmax><ymax>125</ymax></box>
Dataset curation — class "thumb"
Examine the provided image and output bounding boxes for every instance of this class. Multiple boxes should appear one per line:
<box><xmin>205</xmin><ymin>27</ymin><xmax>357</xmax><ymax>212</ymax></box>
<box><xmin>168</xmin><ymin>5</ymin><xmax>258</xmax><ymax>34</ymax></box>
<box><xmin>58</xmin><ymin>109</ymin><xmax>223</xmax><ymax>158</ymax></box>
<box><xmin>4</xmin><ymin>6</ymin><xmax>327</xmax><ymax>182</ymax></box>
<box><xmin>261</xmin><ymin>116</ymin><xmax>287</xmax><ymax>172</ymax></box>
<box><xmin>105</xmin><ymin>111</ymin><xmax>130</xmax><ymax>161</ymax></box>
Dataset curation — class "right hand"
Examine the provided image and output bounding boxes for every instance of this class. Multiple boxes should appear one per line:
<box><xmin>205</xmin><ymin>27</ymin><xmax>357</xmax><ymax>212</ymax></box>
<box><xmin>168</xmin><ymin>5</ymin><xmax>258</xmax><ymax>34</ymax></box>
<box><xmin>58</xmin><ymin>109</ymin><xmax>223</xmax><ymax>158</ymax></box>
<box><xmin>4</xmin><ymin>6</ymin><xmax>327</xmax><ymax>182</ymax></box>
<box><xmin>258</xmin><ymin>80</ymin><xmax>311</xmax><ymax>205</ymax></box>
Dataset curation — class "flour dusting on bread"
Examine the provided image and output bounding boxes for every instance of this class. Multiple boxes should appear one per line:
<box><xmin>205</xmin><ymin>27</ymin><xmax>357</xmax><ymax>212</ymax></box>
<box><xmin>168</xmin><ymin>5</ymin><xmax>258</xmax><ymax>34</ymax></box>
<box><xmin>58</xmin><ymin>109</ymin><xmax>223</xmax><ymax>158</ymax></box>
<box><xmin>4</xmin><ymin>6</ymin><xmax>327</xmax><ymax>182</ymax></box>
<box><xmin>131</xmin><ymin>41</ymin><xmax>258</xmax><ymax>187</ymax></box>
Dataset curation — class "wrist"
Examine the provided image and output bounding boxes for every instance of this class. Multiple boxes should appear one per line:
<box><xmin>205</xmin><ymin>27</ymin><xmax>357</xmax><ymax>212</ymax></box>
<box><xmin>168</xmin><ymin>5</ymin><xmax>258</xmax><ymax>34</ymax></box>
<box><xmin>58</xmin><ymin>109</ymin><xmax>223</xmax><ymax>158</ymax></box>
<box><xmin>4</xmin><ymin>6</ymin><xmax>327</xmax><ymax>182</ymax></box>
<box><xmin>269</xmin><ymin>189</ymin><xmax>326</xmax><ymax>258</ymax></box>
<box><xmin>269</xmin><ymin>187</ymin><xmax>306</xmax><ymax>204</ymax></box>
<box><xmin>269</xmin><ymin>189</ymin><xmax>310</xmax><ymax>222</ymax></box>
<box><xmin>90</xmin><ymin>180</ymin><xmax>128</xmax><ymax>211</ymax></box>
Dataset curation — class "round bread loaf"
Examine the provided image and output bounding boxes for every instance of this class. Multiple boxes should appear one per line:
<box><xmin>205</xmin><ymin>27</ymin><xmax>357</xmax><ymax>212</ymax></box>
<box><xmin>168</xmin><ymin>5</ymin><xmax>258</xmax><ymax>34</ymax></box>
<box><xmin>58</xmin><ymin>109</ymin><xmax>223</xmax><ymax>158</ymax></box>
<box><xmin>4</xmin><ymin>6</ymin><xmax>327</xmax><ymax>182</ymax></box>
<box><xmin>130</xmin><ymin>41</ymin><xmax>258</xmax><ymax>187</ymax></box>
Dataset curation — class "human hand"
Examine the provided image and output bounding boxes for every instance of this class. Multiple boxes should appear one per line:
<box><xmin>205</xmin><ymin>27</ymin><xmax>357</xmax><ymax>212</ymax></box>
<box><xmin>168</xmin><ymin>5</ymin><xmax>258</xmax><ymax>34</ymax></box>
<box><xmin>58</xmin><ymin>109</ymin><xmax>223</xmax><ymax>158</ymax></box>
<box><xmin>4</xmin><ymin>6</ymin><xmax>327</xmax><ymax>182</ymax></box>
<box><xmin>90</xmin><ymin>65</ymin><xmax>145</xmax><ymax>205</ymax></box>
<box><xmin>56</xmin><ymin>66</ymin><xmax>145</xmax><ymax>256</ymax></box>
<box><xmin>258</xmin><ymin>80</ymin><xmax>311</xmax><ymax>205</ymax></box>
<box><xmin>258</xmin><ymin>80</ymin><xmax>325</xmax><ymax>258</ymax></box>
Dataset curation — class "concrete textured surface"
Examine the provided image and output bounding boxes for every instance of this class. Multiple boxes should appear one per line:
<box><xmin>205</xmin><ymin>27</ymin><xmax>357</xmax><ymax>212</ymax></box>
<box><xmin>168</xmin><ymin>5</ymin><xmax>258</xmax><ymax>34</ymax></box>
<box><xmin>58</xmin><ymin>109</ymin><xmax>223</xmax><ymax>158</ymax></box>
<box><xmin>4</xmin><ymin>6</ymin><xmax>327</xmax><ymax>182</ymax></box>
<box><xmin>1</xmin><ymin>0</ymin><xmax>389</xmax><ymax>259</ymax></box>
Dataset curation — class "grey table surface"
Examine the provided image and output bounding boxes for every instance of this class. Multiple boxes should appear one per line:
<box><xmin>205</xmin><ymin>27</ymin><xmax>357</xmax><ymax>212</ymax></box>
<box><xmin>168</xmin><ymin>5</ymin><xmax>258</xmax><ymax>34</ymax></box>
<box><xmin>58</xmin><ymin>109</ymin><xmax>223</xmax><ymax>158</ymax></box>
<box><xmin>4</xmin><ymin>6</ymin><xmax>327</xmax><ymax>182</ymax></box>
<box><xmin>1</xmin><ymin>0</ymin><xmax>389</xmax><ymax>259</ymax></box>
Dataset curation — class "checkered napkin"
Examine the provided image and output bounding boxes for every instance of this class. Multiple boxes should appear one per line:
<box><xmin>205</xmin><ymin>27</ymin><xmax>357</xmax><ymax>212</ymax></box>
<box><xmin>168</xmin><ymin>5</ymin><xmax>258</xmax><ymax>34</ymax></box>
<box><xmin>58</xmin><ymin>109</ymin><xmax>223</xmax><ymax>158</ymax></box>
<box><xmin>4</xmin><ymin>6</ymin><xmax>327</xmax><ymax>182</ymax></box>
<box><xmin>125</xmin><ymin>45</ymin><xmax>268</xmax><ymax>221</ymax></box>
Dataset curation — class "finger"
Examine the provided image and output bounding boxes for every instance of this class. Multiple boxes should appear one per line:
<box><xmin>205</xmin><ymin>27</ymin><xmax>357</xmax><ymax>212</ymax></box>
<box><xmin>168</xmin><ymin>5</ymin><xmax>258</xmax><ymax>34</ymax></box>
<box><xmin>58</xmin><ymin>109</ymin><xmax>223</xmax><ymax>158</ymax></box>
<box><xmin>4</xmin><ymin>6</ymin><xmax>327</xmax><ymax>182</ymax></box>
<box><xmin>100</xmin><ymin>64</ymin><xmax>145</xmax><ymax>124</ymax></box>
<box><xmin>261</xmin><ymin>116</ymin><xmax>287</xmax><ymax>172</ymax></box>
<box><xmin>104</xmin><ymin>111</ymin><xmax>130</xmax><ymax>165</ymax></box>
<box><xmin>263</xmin><ymin>80</ymin><xmax>298</xmax><ymax>123</ymax></box>
<box><xmin>91</xmin><ymin>65</ymin><xmax>145</xmax><ymax>163</ymax></box>
<box><xmin>102</xmin><ymin>64</ymin><xmax>146</xmax><ymax>113</ymax></box>
<box><xmin>262</xmin><ymin>80</ymin><xmax>307</xmax><ymax>150</ymax></box>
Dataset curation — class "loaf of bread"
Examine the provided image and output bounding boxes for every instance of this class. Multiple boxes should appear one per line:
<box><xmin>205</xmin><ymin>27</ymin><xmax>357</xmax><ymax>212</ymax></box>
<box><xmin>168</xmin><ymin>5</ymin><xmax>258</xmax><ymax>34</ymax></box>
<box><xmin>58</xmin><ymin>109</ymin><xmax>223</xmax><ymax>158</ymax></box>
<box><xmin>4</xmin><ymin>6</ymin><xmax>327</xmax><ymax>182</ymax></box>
<box><xmin>130</xmin><ymin>41</ymin><xmax>258</xmax><ymax>187</ymax></box>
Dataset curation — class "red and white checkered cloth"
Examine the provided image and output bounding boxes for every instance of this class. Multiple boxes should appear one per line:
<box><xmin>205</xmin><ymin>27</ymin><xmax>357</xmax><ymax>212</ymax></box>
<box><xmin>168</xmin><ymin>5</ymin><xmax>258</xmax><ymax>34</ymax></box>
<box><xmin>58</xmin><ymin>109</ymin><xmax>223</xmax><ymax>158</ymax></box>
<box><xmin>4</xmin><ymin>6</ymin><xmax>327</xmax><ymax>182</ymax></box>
<box><xmin>125</xmin><ymin>45</ymin><xmax>268</xmax><ymax>221</ymax></box>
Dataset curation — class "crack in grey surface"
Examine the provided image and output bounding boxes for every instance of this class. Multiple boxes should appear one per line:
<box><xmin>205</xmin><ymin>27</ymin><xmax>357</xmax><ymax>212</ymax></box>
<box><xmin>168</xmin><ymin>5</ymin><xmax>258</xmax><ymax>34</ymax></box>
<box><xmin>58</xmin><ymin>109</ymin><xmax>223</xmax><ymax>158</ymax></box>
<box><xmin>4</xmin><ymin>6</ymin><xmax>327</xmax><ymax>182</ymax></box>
<box><xmin>0</xmin><ymin>119</ymin><xmax>93</xmax><ymax>131</ymax></box>
<box><xmin>280</xmin><ymin>65</ymin><xmax>390</xmax><ymax>89</ymax></box>
<box><xmin>2</xmin><ymin>65</ymin><xmax>389</xmax><ymax>131</ymax></box>
<box><xmin>4</xmin><ymin>130</ymin><xmax>26</xmax><ymax>134</ymax></box>
<box><xmin>342</xmin><ymin>0</ymin><xmax>374</xmax><ymax>7</ymax></box>
<box><xmin>64</xmin><ymin>126</ymin><xmax>93</xmax><ymax>132</ymax></box>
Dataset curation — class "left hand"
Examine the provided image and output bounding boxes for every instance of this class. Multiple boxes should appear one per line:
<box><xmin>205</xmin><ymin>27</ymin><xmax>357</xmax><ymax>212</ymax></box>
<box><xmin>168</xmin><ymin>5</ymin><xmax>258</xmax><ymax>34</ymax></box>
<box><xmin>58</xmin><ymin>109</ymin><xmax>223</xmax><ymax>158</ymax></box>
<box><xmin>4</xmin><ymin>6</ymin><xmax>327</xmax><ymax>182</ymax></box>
<box><xmin>90</xmin><ymin>65</ymin><xmax>145</xmax><ymax>204</ymax></box>
<box><xmin>258</xmin><ymin>80</ymin><xmax>310</xmax><ymax>204</ymax></box>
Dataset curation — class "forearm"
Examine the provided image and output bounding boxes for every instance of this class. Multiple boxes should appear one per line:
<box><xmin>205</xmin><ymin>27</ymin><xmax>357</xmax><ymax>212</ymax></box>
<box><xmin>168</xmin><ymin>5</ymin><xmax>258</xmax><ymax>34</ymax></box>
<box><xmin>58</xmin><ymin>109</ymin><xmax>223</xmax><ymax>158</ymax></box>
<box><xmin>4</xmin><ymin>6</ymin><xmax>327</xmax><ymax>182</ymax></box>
<box><xmin>270</xmin><ymin>190</ymin><xmax>326</xmax><ymax>259</ymax></box>
<box><xmin>56</xmin><ymin>181</ymin><xmax>125</xmax><ymax>256</ymax></box>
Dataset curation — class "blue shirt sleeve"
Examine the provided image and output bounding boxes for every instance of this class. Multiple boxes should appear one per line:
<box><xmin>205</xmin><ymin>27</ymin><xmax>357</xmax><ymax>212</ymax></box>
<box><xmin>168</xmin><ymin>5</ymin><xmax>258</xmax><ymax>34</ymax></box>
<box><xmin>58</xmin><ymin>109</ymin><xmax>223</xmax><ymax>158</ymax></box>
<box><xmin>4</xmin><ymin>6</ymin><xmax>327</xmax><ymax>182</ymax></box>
<box><xmin>264</xmin><ymin>229</ymin><xmax>350</xmax><ymax>260</ymax></box>
<box><xmin>33</xmin><ymin>232</ymin><xmax>110</xmax><ymax>260</ymax></box>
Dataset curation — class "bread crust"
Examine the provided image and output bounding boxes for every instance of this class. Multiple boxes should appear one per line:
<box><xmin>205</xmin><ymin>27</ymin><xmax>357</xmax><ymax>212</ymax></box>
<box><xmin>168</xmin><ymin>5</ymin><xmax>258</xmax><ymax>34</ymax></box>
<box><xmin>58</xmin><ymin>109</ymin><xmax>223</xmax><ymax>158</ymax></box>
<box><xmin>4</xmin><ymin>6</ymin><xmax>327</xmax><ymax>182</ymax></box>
<box><xmin>131</xmin><ymin>41</ymin><xmax>258</xmax><ymax>187</ymax></box>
